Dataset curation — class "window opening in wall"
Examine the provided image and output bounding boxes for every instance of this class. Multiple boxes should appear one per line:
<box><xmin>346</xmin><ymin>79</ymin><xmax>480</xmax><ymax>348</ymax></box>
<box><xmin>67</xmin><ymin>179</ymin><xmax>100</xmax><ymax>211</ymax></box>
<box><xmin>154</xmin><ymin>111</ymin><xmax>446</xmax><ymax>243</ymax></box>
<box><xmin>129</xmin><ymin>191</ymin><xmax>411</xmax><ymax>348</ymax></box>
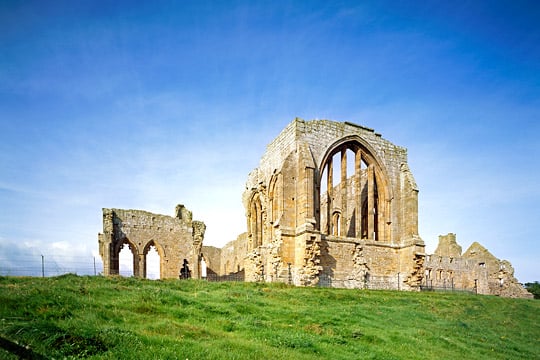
<box><xmin>332</xmin><ymin>212</ymin><xmax>341</xmax><ymax>236</ymax></box>
<box><xmin>249</xmin><ymin>195</ymin><xmax>263</xmax><ymax>249</ymax></box>
<box><xmin>346</xmin><ymin>148</ymin><xmax>356</xmax><ymax>180</ymax></box>
<box><xmin>479</xmin><ymin>262</ymin><xmax>486</xmax><ymax>268</ymax></box>
<box><xmin>320</xmin><ymin>167</ymin><xmax>328</xmax><ymax>195</ymax></box>
<box><xmin>361</xmin><ymin>158</ymin><xmax>368</xmax><ymax>169</ymax></box>
<box><xmin>361</xmin><ymin>201</ymin><xmax>368</xmax><ymax>238</ymax></box>
<box><xmin>319</xmin><ymin>142</ymin><xmax>383</xmax><ymax>241</ymax></box>
<box><xmin>119</xmin><ymin>243</ymin><xmax>134</xmax><ymax>277</ymax></box>
<box><xmin>200</xmin><ymin>256</ymin><xmax>207</xmax><ymax>279</ymax></box>
<box><xmin>332</xmin><ymin>152</ymin><xmax>340</xmax><ymax>187</ymax></box>
<box><xmin>146</xmin><ymin>245</ymin><xmax>160</xmax><ymax>280</ymax></box>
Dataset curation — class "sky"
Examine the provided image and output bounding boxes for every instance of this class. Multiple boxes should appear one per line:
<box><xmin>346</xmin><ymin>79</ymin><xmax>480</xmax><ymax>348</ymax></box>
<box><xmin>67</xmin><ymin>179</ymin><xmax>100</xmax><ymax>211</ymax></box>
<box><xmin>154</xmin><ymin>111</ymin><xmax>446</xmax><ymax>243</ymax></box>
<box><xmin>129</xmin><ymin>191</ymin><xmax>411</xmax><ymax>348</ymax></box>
<box><xmin>1</xmin><ymin>1</ymin><xmax>539</xmax><ymax>282</ymax></box>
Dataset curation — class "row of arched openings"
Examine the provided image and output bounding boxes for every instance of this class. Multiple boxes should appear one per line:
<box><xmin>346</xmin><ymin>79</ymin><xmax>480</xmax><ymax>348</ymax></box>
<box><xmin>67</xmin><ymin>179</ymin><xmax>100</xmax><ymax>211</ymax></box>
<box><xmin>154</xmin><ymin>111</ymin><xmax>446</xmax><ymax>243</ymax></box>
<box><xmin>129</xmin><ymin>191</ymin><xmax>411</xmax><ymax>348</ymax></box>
<box><xmin>118</xmin><ymin>241</ymin><xmax>160</xmax><ymax>279</ymax></box>
<box><xmin>116</xmin><ymin>240</ymin><xmax>208</xmax><ymax>279</ymax></box>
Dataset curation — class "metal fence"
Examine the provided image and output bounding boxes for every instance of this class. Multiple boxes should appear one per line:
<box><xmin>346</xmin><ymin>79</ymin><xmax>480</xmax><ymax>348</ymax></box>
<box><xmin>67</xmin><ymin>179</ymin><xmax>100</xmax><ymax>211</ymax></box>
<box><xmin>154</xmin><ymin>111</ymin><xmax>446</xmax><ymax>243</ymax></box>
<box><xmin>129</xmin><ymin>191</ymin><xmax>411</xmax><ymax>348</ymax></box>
<box><xmin>205</xmin><ymin>270</ymin><xmax>245</xmax><ymax>282</ymax></box>
<box><xmin>0</xmin><ymin>255</ymin><xmax>103</xmax><ymax>277</ymax></box>
<box><xmin>420</xmin><ymin>285</ymin><xmax>476</xmax><ymax>294</ymax></box>
<box><xmin>0</xmin><ymin>258</ymin><xmax>479</xmax><ymax>294</ymax></box>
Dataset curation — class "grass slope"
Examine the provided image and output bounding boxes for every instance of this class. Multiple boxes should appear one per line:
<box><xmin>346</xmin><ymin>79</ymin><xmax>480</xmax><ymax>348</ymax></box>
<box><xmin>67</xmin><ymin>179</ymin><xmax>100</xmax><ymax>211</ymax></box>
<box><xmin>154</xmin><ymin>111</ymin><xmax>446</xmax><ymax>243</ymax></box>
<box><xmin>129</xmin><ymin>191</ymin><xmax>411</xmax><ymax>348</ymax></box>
<box><xmin>0</xmin><ymin>275</ymin><xmax>538</xmax><ymax>359</ymax></box>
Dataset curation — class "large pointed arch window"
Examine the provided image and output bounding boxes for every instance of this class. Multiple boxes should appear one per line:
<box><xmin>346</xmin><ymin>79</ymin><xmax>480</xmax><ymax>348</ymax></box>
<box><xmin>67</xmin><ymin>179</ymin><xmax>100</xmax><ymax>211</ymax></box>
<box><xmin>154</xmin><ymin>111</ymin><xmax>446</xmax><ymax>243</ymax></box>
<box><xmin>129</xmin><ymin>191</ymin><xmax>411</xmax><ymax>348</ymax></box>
<box><xmin>319</xmin><ymin>141</ymin><xmax>387</xmax><ymax>241</ymax></box>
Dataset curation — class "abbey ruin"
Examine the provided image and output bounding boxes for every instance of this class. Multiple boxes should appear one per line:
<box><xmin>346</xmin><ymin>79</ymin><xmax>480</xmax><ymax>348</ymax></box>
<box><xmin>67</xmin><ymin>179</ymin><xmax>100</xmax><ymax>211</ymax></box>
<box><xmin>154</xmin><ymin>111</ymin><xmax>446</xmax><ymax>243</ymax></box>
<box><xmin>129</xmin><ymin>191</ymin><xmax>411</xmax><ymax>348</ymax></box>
<box><xmin>98</xmin><ymin>205</ymin><xmax>206</xmax><ymax>279</ymax></box>
<box><xmin>98</xmin><ymin>118</ymin><xmax>532</xmax><ymax>298</ymax></box>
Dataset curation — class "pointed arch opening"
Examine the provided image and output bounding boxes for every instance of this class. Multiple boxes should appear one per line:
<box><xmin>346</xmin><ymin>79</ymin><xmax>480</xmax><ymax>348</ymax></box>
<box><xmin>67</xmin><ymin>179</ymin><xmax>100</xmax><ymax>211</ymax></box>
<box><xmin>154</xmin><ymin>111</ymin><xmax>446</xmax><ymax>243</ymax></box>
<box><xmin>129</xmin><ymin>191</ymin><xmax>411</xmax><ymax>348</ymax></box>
<box><xmin>118</xmin><ymin>240</ymin><xmax>136</xmax><ymax>277</ymax></box>
<box><xmin>200</xmin><ymin>255</ymin><xmax>207</xmax><ymax>279</ymax></box>
<box><xmin>248</xmin><ymin>193</ymin><xmax>263</xmax><ymax>250</ymax></box>
<box><xmin>318</xmin><ymin>139</ymin><xmax>390</xmax><ymax>242</ymax></box>
<box><xmin>144</xmin><ymin>242</ymin><xmax>161</xmax><ymax>280</ymax></box>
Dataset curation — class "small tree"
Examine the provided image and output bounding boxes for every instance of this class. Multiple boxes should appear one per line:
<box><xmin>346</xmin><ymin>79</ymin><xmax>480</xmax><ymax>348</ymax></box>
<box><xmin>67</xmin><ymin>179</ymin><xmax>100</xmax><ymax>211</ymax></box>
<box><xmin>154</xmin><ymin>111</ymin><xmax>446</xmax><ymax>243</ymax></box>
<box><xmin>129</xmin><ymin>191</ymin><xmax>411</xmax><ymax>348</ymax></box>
<box><xmin>524</xmin><ymin>282</ymin><xmax>540</xmax><ymax>299</ymax></box>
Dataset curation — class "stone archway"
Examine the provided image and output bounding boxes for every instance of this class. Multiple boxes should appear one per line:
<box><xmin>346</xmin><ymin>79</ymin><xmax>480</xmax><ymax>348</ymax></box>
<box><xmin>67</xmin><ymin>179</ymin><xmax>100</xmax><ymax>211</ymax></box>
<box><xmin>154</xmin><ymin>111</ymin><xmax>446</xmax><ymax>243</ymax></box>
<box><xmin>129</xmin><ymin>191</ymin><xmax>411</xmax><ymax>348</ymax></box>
<box><xmin>142</xmin><ymin>240</ymin><xmax>164</xmax><ymax>279</ymax></box>
<box><xmin>247</xmin><ymin>192</ymin><xmax>263</xmax><ymax>250</ymax></box>
<box><xmin>114</xmin><ymin>238</ymin><xmax>139</xmax><ymax>277</ymax></box>
<box><xmin>318</xmin><ymin>138</ymin><xmax>392</xmax><ymax>242</ymax></box>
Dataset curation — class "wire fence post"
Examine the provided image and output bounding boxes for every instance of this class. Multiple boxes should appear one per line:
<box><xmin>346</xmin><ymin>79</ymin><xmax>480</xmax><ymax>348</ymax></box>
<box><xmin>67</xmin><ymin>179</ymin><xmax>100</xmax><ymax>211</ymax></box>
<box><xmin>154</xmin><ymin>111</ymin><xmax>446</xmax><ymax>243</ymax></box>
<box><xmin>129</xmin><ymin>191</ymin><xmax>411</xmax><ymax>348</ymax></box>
<box><xmin>41</xmin><ymin>255</ymin><xmax>45</xmax><ymax>278</ymax></box>
<box><xmin>93</xmin><ymin>257</ymin><xmax>97</xmax><ymax>276</ymax></box>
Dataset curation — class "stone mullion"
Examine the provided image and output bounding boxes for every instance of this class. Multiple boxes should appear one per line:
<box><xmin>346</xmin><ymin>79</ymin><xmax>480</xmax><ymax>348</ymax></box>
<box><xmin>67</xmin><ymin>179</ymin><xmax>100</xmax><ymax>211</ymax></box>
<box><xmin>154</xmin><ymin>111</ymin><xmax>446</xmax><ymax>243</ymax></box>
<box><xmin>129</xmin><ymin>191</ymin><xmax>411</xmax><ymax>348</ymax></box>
<box><xmin>377</xmin><ymin>181</ymin><xmax>385</xmax><ymax>242</ymax></box>
<box><xmin>327</xmin><ymin>159</ymin><xmax>333</xmax><ymax>235</ymax></box>
<box><xmin>355</xmin><ymin>148</ymin><xmax>362</xmax><ymax>238</ymax></box>
<box><xmin>367</xmin><ymin>165</ymin><xmax>375</xmax><ymax>240</ymax></box>
<box><xmin>269</xmin><ymin>195</ymin><xmax>273</xmax><ymax>242</ymax></box>
<box><xmin>256</xmin><ymin>201</ymin><xmax>262</xmax><ymax>248</ymax></box>
<box><xmin>340</xmin><ymin>148</ymin><xmax>347</xmax><ymax>237</ymax></box>
<box><xmin>247</xmin><ymin>211</ymin><xmax>253</xmax><ymax>250</ymax></box>
<box><xmin>191</xmin><ymin>251</ymin><xmax>200</xmax><ymax>279</ymax></box>
<box><xmin>134</xmin><ymin>251</ymin><xmax>142</xmax><ymax>278</ymax></box>
<box><xmin>306</xmin><ymin>167</ymin><xmax>315</xmax><ymax>222</ymax></box>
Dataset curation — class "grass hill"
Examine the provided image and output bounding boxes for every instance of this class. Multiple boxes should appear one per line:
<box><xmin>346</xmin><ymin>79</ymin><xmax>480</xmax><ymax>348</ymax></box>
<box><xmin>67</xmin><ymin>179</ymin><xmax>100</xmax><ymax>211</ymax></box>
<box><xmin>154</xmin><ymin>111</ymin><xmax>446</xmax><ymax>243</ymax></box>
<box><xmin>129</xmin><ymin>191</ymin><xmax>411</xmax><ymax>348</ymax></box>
<box><xmin>0</xmin><ymin>275</ymin><xmax>538</xmax><ymax>359</ymax></box>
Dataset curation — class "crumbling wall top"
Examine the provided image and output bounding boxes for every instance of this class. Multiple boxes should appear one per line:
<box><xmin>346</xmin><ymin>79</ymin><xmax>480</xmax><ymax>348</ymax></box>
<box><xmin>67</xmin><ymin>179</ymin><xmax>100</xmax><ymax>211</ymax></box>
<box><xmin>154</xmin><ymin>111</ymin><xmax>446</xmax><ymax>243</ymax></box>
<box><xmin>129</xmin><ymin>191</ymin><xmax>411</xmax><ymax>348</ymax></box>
<box><xmin>434</xmin><ymin>233</ymin><xmax>462</xmax><ymax>257</ymax></box>
<box><xmin>247</xmin><ymin>118</ymin><xmax>410</xmax><ymax>191</ymax></box>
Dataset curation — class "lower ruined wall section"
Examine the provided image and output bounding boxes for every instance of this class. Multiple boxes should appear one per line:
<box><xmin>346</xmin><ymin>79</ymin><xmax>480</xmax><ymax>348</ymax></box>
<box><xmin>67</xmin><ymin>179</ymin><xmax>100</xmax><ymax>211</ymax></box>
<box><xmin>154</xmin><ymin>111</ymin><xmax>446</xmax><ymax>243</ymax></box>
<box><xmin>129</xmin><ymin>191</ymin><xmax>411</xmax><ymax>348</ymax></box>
<box><xmin>318</xmin><ymin>238</ymin><xmax>424</xmax><ymax>290</ymax></box>
<box><xmin>424</xmin><ymin>255</ymin><xmax>489</xmax><ymax>293</ymax></box>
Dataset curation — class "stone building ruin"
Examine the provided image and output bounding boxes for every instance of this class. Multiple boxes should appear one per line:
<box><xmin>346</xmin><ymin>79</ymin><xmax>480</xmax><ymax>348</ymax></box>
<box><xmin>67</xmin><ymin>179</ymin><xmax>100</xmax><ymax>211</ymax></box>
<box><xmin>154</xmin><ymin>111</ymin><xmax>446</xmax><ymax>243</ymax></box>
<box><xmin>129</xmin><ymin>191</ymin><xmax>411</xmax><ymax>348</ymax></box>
<box><xmin>98</xmin><ymin>205</ymin><xmax>206</xmax><ymax>279</ymax></box>
<box><xmin>98</xmin><ymin>118</ymin><xmax>531</xmax><ymax>298</ymax></box>
<box><xmin>424</xmin><ymin>233</ymin><xmax>531</xmax><ymax>298</ymax></box>
<box><xmin>217</xmin><ymin>118</ymin><xmax>425</xmax><ymax>290</ymax></box>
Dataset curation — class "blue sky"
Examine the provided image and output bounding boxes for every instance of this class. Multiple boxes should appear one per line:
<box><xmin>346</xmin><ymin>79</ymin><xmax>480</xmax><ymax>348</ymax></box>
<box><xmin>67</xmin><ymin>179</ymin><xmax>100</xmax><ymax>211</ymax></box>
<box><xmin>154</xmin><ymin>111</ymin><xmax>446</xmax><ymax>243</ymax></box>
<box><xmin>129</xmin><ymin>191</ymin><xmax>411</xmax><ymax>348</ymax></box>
<box><xmin>1</xmin><ymin>1</ymin><xmax>539</xmax><ymax>282</ymax></box>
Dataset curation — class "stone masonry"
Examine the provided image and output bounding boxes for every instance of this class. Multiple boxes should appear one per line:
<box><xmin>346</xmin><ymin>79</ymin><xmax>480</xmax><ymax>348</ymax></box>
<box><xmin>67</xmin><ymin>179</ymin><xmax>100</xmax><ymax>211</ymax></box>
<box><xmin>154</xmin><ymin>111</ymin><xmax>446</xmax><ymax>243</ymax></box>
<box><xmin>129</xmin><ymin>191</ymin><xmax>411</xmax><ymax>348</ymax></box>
<box><xmin>98</xmin><ymin>205</ymin><xmax>205</xmax><ymax>279</ymax></box>
<box><xmin>236</xmin><ymin>118</ymin><xmax>425</xmax><ymax>289</ymax></box>
<box><xmin>204</xmin><ymin>118</ymin><xmax>530</xmax><ymax>298</ymax></box>
<box><xmin>97</xmin><ymin>118</ymin><xmax>531</xmax><ymax>298</ymax></box>
<box><xmin>423</xmin><ymin>233</ymin><xmax>532</xmax><ymax>298</ymax></box>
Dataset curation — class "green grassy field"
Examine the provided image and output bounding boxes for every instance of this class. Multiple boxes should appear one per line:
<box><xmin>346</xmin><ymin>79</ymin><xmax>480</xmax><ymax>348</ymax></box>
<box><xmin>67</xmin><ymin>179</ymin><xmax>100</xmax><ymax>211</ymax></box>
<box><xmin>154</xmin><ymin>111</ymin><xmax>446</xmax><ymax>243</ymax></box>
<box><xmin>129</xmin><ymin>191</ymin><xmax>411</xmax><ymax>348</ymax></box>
<box><xmin>0</xmin><ymin>275</ymin><xmax>538</xmax><ymax>359</ymax></box>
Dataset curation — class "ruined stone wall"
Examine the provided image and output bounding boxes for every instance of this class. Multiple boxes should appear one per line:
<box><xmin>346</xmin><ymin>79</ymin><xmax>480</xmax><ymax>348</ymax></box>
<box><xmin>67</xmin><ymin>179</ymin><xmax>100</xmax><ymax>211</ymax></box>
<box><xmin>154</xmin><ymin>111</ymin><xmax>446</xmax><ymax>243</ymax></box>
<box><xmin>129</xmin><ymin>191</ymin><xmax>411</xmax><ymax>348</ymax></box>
<box><xmin>98</xmin><ymin>205</ymin><xmax>205</xmax><ymax>279</ymax></box>
<box><xmin>201</xmin><ymin>245</ymin><xmax>221</xmax><ymax>277</ymax></box>
<box><xmin>317</xmin><ymin>238</ymin><xmax>423</xmax><ymax>290</ymax></box>
<box><xmin>242</xmin><ymin>118</ymin><xmax>425</xmax><ymax>289</ymax></box>
<box><xmin>95</xmin><ymin>118</ymin><xmax>531</xmax><ymax>299</ymax></box>
<box><xmin>462</xmin><ymin>242</ymin><xmax>532</xmax><ymax>298</ymax></box>
<box><xmin>424</xmin><ymin>254</ymin><xmax>488</xmax><ymax>293</ymax></box>
<box><xmin>219</xmin><ymin>232</ymin><xmax>248</xmax><ymax>275</ymax></box>
<box><xmin>424</xmin><ymin>233</ymin><xmax>532</xmax><ymax>298</ymax></box>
